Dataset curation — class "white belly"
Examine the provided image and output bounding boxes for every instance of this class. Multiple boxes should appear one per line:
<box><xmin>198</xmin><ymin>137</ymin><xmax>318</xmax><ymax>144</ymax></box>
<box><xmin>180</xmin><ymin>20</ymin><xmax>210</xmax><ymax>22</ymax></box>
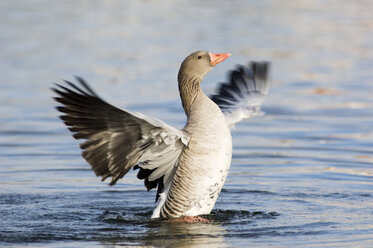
<box><xmin>184</xmin><ymin>137</ymin><xmax>232</xmax><ymax>216</ymax></box>
<box><xmin>154</xmin><ymin>93</ymin><xmax>233</xmax><ymax>218</ymax></box>
<box><xmin>155</xmin><ymin>122</ymin><xmax>232</xmax><ymax>218</ymax></box>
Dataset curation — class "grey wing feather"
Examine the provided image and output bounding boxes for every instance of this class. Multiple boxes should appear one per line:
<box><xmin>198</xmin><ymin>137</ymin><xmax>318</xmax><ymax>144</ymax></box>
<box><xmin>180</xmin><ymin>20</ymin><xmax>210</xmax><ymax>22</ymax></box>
<box><xmin>52</xmin><ymin>77</ymin><xmax>189</xmax><ymax>200</ymax></box>
<box><xmin>211</xmin><ymin>62</ymin><xmax>270</xmax><ymax>128</ymax></box>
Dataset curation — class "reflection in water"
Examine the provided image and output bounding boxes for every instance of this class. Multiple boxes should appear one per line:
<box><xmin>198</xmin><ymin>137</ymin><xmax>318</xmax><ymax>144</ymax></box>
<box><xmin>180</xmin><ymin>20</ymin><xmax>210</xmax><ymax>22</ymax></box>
<box><xmin>144</xmin><ymin>221</ymin><xmax>227</xmax><ymax>248</ymax></box>
<box><xmin>98</xmin><ymin>220</ymin><xmax>227</xmax><ymax>248</ymax></box>
<box><xmin>94</xmin><ymin>208</ymin><xmax>278</xmax><ymax>247</ymax></box>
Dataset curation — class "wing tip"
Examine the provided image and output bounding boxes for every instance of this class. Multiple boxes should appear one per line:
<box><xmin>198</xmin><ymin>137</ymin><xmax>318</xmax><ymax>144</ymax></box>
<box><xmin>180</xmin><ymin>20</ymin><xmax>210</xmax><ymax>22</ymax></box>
<box><xmin>250</xmin><ymin>61</ymin><xmax>270</xmax><ymax>81</ymax></box>
<box><xmin>211</xmin><ymin>60</ymin><xmax>271</xmax><ymax>127</ymax></box>
<box><xmin>51</xmin><ymin>76</ymin><xmax>96</xmax><ymax>99</ymax></box>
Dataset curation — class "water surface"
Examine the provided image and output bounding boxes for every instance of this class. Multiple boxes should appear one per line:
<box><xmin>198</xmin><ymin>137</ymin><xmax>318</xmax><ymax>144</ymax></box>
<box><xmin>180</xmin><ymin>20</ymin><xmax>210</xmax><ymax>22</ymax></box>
<box><xmin>1</xmin><ymin>0</ymin><xmax>373</xmax><ymax>247</ymax></box>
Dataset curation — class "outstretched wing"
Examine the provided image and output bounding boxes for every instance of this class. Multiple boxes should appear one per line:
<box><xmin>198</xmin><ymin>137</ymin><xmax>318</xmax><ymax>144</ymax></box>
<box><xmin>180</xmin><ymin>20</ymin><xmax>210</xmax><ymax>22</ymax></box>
<box><xmin>52</xmin><ymin>77</ymin><xmax>189</xmax><ymax>200</ymax></box>
<box><xmin>211</xmin><ymin>62</ymin><xmax>270</xmax><ymax>128</ymax></box>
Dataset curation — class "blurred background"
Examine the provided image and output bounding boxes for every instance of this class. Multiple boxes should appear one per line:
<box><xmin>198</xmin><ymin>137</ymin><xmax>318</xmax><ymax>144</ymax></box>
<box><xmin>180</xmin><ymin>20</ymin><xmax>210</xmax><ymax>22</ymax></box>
<box><xmin>0</xmin><ymin>0</ymin><xmax>372</xmax><ymax>247</ymax></box>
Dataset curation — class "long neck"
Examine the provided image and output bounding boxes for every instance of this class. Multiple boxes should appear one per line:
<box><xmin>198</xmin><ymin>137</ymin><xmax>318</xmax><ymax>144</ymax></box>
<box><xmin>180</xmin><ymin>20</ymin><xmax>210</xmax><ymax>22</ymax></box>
<box><xmin>178</xmin><ymin>72</ymin><xmax>202</xmax><ymax>116</ymax></box>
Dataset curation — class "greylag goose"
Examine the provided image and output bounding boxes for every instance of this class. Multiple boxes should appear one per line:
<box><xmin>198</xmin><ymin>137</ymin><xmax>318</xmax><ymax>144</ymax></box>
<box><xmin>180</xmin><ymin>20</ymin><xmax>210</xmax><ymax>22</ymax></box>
<box><xmin>53</xmin><ymin>51</ymin><xmax>270</xmax><ymax>221</ymax></box>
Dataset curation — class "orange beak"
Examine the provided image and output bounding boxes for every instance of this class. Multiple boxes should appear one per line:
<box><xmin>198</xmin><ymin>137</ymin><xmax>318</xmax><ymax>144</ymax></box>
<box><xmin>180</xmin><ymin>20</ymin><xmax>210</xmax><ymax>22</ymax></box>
<box><xmin>209</xmin><ymin>52</ymin><xmax>231</xmax><ymax>66</ymax></box>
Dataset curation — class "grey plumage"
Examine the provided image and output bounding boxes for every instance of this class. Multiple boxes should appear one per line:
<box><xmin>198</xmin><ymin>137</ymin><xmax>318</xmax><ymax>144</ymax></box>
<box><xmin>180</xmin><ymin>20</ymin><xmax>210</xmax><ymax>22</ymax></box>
<box><xmin>52</xmin><ymin>77</ymin><xmax>188</xmax><ymax>198</ymax></box>
<box><xmin>52</xmin><ymin>51</ymin><xmax>270</xmax><ymax>219</ymax></box>
<box><xmin>211</xmin><ymin>62</ymin><xmax>270</xmax><ymax>127</ymax></box>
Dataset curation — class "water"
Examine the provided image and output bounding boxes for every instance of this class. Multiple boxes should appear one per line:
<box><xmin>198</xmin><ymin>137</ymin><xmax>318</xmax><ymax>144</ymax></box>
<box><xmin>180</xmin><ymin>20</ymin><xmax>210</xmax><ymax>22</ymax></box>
<box><xmin>1</xmin><ymin>0</ymin><xmax>373</xmax><ymax>247</ymax></box>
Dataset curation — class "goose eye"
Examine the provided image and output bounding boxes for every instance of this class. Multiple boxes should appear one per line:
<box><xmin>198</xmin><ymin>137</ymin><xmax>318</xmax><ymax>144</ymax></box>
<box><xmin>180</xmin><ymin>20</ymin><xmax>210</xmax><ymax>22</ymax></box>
<box><xmin>197</xmin><ymin>56</ymin><xmax>202</xmax><ymax>59</ymax></box>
